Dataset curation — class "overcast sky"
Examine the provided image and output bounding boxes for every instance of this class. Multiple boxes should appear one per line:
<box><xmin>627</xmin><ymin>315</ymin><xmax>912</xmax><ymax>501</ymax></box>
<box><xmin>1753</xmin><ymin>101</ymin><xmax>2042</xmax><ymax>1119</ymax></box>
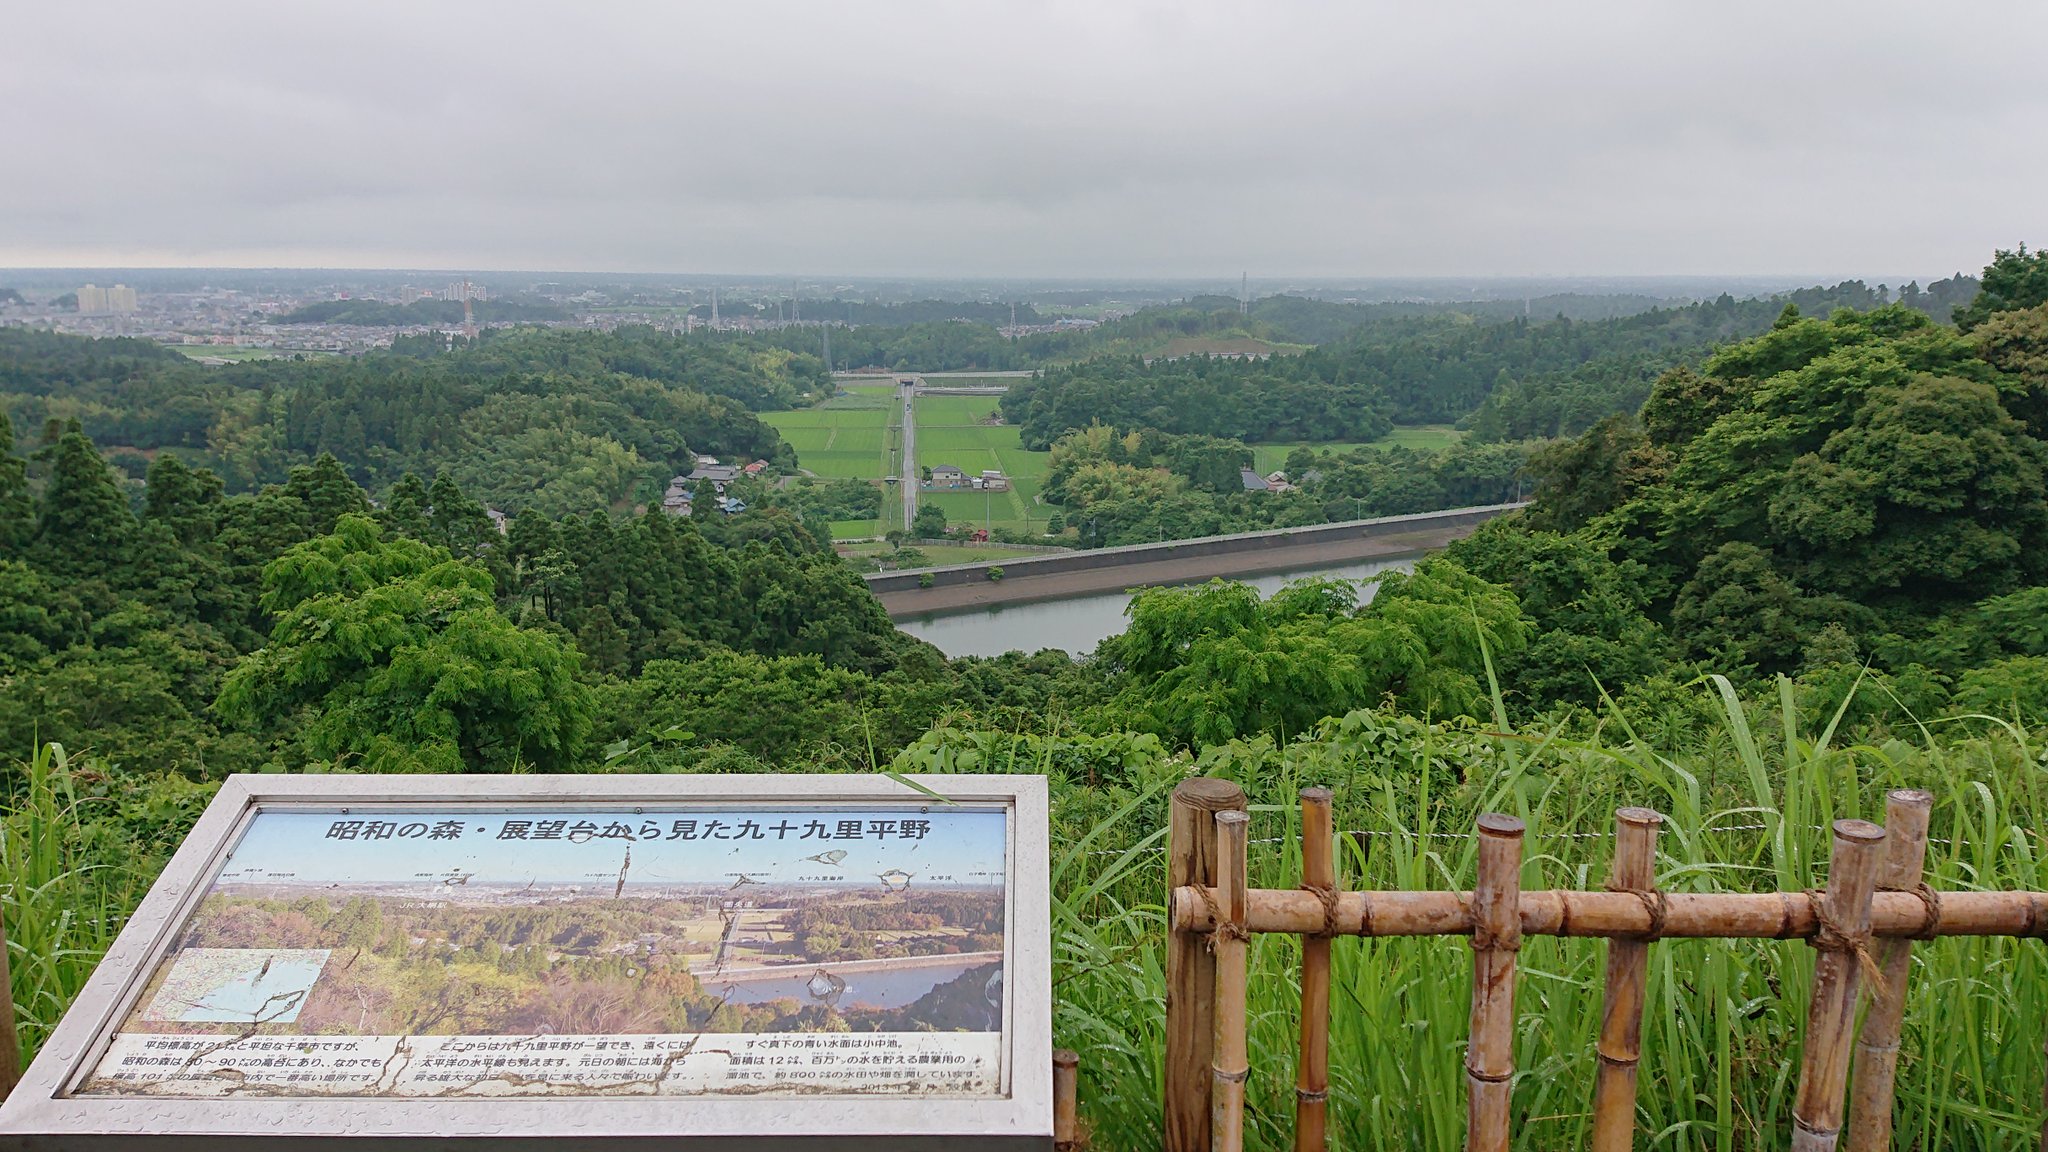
<box><xmin>3</xmin><ymin>2</ymin><xmax>2041</xmax><ymax>279</ymax></box>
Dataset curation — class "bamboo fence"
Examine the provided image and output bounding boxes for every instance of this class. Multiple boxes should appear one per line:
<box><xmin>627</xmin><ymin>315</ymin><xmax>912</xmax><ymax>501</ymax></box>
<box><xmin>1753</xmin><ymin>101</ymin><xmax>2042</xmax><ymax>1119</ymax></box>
<box><xmin>0</xmin><ymin>907</ymin><xmax>17</xmax><ymax>1100</ymax></box>
<box><xmin>1161</xmin><ymin>779</ymin><xmax>2048</xmax><ymax>1152</ymax></box>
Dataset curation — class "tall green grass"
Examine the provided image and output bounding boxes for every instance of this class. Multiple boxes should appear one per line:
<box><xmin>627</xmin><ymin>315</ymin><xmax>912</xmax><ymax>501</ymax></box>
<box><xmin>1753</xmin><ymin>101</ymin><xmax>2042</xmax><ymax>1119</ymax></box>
<box><xmin>1</xmin><ymin>744</ymin><xmax>157</xmax><ymax>1068</ymax></box>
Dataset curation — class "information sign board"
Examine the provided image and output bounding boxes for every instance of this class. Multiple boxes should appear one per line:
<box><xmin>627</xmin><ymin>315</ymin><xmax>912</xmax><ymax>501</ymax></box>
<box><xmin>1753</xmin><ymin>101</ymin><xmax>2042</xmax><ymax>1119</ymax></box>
<box><xmin>0</xmin><ymin>774</ymin><xmax>1051</xmax><ymax>1149</ymax></box>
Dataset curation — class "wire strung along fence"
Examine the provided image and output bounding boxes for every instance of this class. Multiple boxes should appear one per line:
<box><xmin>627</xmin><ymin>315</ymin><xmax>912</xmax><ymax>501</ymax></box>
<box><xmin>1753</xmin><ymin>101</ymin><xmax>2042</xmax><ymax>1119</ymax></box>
<box><xmin>1162</xmin><ymin>778</ymin><xmax>2048</xmax><ymax>1152</ymax></box>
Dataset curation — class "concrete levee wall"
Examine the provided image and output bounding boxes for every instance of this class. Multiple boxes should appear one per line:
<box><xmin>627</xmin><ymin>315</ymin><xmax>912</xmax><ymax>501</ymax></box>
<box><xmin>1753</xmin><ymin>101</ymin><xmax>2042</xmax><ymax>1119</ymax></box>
<box><xmin>864</xmin><ymin>503</ymin><xmax>1526</xmax><ymax>596</ymax></box>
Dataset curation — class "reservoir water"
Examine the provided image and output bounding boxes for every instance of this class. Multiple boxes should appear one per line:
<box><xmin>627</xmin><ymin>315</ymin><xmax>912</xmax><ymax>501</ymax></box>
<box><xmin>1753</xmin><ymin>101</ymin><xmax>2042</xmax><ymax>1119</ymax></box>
<box><xmin>896</xmin><ymin>557</ymin><xmax>1414</xmax><ymax>658</ymax></box>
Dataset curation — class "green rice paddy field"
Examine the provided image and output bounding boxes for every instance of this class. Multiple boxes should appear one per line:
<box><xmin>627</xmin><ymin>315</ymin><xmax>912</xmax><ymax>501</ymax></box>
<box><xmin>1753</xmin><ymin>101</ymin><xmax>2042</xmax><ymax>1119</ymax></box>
<box><xmin>768</xmin><ymin>389</ymin><xmax>1466</xmax><ymax>537</ymax></box>
<box><xmin>913</xmin><ymin>394</ymin><xmax>1050</xmax><ymax>534</ymax></box>
<box><xmin>760</xmin><ymin>406</ymin><xmax>895</xmax><ymax>482</ymax></box>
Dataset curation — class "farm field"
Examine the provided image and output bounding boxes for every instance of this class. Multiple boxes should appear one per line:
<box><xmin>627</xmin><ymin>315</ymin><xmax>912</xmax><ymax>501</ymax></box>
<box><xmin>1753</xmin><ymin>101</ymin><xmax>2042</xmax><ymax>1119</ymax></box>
<box><xmin>1249</xmin><ymin>425</ymin><xmax>1465</xmax><ymax>473</ymax></box>
<box><xmin>912</xmin><ymin>394</ymin><xmax>1052</xmax><ymax>535</ymax></box>
<box><xmin>761</xmin><ymin>405</ymin><xmax>895</xmax><ymax>482</ymax></box>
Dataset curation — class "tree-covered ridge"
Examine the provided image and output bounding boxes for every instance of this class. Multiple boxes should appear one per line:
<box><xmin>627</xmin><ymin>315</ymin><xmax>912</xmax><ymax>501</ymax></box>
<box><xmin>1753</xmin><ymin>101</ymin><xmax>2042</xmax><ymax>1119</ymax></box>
<box><xmin>1002</xmin><ymin>354</ymin><xmax>1393</xmax><ymax>449</ymax></box>
<box><xmin>1500</xmin><ymin>271</ymin><xmax>2048</xmax><ymax>712</ymax></box>
<box><xmin>996</xmin><ymin>281</ymin><xmax>1915</xmax><ymax>450</ymax></box>
<box><xmin>0</xmin><ymin>325</ymin><xmax>810</xmax><ymax>516</ymax></box>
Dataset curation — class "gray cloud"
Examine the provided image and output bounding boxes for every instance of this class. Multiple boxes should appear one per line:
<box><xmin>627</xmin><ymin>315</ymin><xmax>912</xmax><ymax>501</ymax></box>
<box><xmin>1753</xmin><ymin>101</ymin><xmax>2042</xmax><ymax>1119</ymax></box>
<box><xmin>3</xmin><ymin>0</ymin><xmax>2041</xmax><ymax>276</ymax></box>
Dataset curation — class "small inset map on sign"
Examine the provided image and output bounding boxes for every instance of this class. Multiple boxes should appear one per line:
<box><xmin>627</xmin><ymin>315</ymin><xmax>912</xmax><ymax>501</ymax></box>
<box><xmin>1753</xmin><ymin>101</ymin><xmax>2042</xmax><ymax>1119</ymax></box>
<box><xmin>140</xmin><ymin>948</ymin><xmax>329</xmax><ymax>1025</ymax></box>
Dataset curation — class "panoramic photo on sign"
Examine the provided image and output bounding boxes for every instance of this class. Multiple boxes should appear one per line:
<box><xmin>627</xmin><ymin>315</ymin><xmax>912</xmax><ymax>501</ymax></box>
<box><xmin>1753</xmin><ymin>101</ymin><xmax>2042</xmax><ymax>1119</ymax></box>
<box><xmin>84</xmin><ymin>804</ymin><xmax>1008</xmax><ymax>1098</ymax></box>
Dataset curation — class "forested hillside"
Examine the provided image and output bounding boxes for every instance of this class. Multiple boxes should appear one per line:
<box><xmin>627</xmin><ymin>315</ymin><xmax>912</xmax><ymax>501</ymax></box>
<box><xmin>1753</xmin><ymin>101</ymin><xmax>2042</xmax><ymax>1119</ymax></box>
<box><xmin>1003</xmin><ymin>355</ymin><xmax>1393</xmax><ymax>449</ymax></box>
<box><xmin>0</xmin><ymin>326</ymin><xmax>812</xmax><ymax>516</ymax></box>
<box><xmin>1002</xmin><ymin>280</ymin><xmax>1925</xmax><ymax>450</ymax></box>
<box><xmin>0</xmin><ymin>419</ymin><xmax>1100</xmax><ymax>776</ymax></box>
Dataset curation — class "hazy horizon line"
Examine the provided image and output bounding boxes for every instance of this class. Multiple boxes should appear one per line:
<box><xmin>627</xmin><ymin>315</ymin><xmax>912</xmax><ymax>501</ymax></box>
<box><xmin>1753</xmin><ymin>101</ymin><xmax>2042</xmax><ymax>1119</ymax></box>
<box><xmin>0</xmin><ymin>265</ymin><xmax>1964</xmax><ymax>286</ymax></box>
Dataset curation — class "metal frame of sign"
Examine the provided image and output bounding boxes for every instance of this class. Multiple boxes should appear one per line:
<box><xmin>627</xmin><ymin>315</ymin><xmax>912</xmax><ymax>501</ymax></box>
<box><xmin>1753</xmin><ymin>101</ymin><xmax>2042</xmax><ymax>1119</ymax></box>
<box><xmin>0</xmin><ymin>774</ymin><xmax>1052</xmax><ymax>1150</ymax></box>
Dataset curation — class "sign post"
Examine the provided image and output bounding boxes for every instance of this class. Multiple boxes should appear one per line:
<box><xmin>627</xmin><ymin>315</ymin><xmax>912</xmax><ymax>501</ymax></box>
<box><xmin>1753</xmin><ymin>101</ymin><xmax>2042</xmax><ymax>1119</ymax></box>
<box><xmin>0</xmin><ymin>774</ymin><xmax>1051</xmax><ymax>1149</ymax></box>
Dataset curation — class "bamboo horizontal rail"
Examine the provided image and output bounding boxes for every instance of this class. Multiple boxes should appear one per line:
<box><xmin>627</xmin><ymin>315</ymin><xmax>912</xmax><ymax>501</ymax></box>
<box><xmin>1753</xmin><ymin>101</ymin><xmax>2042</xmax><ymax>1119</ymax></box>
<box><xmin>1165</xmin><ymin>794</ymin><xmax>2048</xmax><ymax>1152</ymax></box>
<box><xmin>1170</xmin><ymin>884</ymin><xmax>2048</xmax><ymax>940</ymax></box>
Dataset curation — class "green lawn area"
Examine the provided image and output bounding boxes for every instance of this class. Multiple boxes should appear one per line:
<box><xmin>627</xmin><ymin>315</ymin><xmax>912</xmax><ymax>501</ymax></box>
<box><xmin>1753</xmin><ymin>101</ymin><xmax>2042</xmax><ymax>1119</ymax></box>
<box><xmin>1249</xmin><ymin>425</ymin><xmax>1465</xmax><ymax>472</ymax></box>
<box><xmin>828</xmin><ymin>519</ymin><xmax>884</xmax><ymax>540</ymax></box>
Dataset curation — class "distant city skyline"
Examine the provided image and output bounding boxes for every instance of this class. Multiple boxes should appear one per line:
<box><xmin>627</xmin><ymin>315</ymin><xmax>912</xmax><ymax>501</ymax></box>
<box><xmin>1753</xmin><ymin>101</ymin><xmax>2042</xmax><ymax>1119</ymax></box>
<box><xmin>3</xmin><ymin>3</ymin><xmax>2041</xmax><ymax>278</ymax></box>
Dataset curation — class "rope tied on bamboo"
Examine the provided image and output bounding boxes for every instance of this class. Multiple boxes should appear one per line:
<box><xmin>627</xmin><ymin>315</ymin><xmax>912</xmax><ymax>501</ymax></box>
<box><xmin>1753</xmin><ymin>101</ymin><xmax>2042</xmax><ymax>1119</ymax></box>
<box><xmin>1603</xmin><ymin>878</ymin><xmax>1668</xmax><ymax>940</ymax></box>
<box><xmin>1302</xmin><ymin>882</ymin><xmax>1341</xmax><ymax>939</ymax></box>
<box><xmin>1885</xmin><ymin>879</ymin><xmax>1944</xmax><ymax>941</ymax></box>
<box><xmin>1805</xmin><ymin>886</ymin><xmax>1887</xmax><ymax>998</ymax></box>
<box><xmin>1197</xmin><ymin>883</ymin><xmax>1251</xmax><ymax>951</ymax></box>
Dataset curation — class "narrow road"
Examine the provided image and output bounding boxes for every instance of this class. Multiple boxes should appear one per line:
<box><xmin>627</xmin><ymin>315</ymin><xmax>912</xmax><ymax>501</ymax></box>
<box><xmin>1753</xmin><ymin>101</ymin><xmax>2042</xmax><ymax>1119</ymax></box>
<box><xmin>899</xmin><ymin>376</ymin><xmax>919</xmax><ymax>528</ymax></box>
<box><xmin>714</xmin><ymin>908</ymin><xmax>747</xmax><ymax>969</ymax></box>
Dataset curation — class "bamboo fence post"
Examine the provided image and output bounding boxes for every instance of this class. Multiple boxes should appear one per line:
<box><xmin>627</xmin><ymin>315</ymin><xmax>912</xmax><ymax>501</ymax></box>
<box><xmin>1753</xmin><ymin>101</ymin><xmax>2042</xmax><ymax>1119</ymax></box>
<box><xmin>1054</xmin><ymin>1048</ymin><xmax>1082</xmax><ymax>1151</ymax></box>
<box><xmin>1792</xmin><ymin>819</ymin><xmax>1888</xmax><ymax>1152</ymax></box>
<box><xmin>1590</xmin><ymin>807</ymin><xmax>1662</xmax><ymax>1152</ymax></box>
<box><xmin>1295</xmin><ymin>786</ymin><xmax>1336</xmax><ymax>1152</ymax></box>
<box><xmin>1466</xmin><ymin>813</ymin><xmax>1525</xmax><ymax>1152</ymax></box>
<box><xmin>1846</xmin><ymin>789</ymin><xmax>1932</xmax><ymax>1152</ymax></box>
<box><xmin>1166</xmin><ymin>778</ymin><xmax>1247</xmax><ymax>1152</ymax></box>
<box><xmin>1212</xmin><ymin>810</ymin><xmax>1253</xmax><ymax>1152</ymax></box>
<box><xmin>0</xmin><ymin>895</ymin><xmax>18</xmax><ymax>1100</ymax></box>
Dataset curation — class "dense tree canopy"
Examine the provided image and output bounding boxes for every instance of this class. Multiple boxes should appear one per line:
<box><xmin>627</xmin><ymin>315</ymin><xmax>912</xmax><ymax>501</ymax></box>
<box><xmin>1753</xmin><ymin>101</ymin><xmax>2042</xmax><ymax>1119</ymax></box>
<box><xmin>216</xmin><ymin>516</ymin><xmax>592</xmax><ymax>773</ymax></box>
<box><xmin>0</xmin><ymin>326</ymin><xmax>807</xmax><ymax>516</ymax></box>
